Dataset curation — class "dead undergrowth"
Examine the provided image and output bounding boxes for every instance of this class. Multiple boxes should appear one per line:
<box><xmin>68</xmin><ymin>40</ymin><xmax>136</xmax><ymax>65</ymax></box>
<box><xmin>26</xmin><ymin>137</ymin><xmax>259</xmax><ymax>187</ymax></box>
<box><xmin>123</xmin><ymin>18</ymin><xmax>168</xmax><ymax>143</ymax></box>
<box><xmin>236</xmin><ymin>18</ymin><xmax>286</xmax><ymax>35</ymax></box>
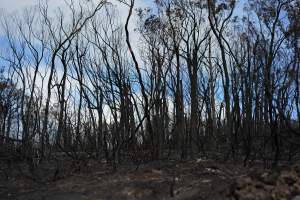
<box><xmin>0</xmin><ymin>157</ymin><xmax>299</xmax><ymax>200</ymax></box>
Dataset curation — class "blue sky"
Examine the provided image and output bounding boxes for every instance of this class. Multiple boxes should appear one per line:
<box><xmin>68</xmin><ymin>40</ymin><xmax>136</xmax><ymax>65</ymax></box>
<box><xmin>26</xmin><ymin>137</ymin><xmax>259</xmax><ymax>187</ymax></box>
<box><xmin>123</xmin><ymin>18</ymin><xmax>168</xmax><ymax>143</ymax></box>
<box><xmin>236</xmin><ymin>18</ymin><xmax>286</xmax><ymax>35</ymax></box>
<box><xmin>0</xmin><ymin>0</ymin><xmax>153</xmax><ymax>13</ymax></box>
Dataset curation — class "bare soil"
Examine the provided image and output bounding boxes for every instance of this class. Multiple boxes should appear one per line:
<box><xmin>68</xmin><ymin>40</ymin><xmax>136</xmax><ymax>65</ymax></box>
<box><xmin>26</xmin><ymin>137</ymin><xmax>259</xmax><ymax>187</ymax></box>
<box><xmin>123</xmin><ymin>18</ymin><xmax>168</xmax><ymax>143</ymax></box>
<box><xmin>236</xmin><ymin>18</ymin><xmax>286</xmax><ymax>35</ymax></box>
<box><xmin>0</xmin><ymin>158</ymin><xmax>299</xmax><ymax>200</ymax></box>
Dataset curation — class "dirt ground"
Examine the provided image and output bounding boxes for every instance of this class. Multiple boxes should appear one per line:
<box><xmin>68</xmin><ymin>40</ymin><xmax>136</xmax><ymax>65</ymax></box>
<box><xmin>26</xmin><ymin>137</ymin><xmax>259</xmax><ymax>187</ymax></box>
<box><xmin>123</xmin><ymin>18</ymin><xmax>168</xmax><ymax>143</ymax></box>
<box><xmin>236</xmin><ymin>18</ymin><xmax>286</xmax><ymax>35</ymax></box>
<box><xmin>0</xmin><ymin>158</ymin><xmax>299</xmax><ymax>200</ymax></box>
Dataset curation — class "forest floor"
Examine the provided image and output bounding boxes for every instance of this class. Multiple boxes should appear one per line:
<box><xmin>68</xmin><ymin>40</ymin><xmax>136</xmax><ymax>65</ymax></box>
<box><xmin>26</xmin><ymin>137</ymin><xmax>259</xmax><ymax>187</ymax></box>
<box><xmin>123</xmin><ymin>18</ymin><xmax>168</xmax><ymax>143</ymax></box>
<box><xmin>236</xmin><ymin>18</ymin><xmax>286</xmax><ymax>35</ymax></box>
<box><xmin>1</xmin><ymin>156</ymin><xmax>300</xmax><ymax>200</ymax></box>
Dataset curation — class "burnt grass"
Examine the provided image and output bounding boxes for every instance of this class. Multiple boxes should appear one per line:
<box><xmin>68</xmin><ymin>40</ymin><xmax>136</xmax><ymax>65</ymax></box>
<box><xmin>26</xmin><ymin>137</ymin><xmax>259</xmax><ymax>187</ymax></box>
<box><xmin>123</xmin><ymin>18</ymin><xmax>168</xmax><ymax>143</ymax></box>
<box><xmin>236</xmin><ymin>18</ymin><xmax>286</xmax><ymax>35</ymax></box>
<box><xmin>1</xmin><ymin>155</ymin><xmax>300</xmax><ymax>200</ymax></box>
